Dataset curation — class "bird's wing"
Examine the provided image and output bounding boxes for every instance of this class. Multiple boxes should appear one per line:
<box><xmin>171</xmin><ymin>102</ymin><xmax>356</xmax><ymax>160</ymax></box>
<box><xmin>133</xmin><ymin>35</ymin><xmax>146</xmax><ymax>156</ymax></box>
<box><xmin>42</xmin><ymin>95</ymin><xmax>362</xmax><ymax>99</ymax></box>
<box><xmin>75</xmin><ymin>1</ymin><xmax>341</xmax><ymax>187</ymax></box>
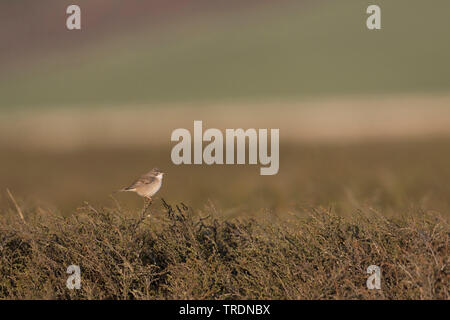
<box><xmin>124</xmin><ymin>175</ymin><xmax>156</xmax><ymax>190</ymax></box>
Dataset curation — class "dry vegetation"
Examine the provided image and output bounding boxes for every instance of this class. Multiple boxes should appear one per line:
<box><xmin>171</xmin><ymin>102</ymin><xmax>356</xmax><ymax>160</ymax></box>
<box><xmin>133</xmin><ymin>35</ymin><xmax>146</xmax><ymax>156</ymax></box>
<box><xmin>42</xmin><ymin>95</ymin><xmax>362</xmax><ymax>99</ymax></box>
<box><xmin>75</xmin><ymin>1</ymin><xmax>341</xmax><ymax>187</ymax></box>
<box><xmin>1</xmin><ymin>138</ymin><xmax>450</xmax><ymax>300</ymax></box>
<box><xmin>0</xmin><ymin>198</ymin><xmax>448</xmax><ymax>300</ymax></box>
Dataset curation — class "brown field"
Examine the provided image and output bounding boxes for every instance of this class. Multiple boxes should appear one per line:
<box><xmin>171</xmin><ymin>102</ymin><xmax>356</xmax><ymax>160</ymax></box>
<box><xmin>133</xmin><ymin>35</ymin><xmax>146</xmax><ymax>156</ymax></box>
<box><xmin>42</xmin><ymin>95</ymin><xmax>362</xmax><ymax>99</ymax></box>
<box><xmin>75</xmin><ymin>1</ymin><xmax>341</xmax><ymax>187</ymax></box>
<box><xmin>1</xmin><ymin>139</ymin><xmax>450</xmax><ymax>217</ymax></box>
<box><xmin>2</xmin><ymin>95</ymin><xmax>450</xmax><ymax>150</ymax></box>
<box><xmin>1</xmin><ymin>95</ymin><xmax>450</xmax><ymax>214</ymax></box>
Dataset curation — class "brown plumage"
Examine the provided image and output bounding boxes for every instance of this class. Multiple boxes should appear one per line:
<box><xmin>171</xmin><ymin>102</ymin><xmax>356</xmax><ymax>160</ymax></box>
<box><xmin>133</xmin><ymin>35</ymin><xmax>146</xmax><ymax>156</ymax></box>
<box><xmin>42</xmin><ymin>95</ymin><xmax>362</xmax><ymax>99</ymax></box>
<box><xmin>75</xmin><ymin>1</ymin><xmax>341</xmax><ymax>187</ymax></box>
<box><xmin>119</xmin><ymin>168</ymin><xmax>164</xmax><ymax>200</ymax></box>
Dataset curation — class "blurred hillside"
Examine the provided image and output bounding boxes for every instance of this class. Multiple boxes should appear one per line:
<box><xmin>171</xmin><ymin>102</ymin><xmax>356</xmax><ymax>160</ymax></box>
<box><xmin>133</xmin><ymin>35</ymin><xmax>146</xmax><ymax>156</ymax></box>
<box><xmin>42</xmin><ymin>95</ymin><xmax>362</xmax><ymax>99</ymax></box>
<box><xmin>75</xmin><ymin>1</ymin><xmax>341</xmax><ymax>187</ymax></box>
<box><xmin>1</xmin><ymin>0</ymin><xmax>450</xmax><ymax>108</ymax></box>
<box><xmin>0</xmin><ymin>0</ymin><xmax>269</xmax><ymax>68</ymax></box>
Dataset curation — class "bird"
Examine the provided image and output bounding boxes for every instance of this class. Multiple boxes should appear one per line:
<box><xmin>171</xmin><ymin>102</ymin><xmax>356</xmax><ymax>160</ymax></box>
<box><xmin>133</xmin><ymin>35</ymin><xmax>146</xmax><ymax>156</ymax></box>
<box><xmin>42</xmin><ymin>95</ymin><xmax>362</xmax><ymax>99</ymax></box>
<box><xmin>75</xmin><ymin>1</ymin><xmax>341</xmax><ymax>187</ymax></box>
<box><xmin>118</xmin><ymin>168</ymin><xmax>164</xmax><ymax>205</ymax></box>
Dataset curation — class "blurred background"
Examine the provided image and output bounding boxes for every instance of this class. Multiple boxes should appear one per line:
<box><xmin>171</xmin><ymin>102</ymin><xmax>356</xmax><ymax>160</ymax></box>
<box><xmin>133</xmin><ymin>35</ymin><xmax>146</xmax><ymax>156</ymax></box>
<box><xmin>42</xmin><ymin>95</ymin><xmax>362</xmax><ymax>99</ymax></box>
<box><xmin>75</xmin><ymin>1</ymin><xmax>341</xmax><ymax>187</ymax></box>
<box><xmin>1</xmin><ymin>0</ymin><xmax>450</xmax><ymax>216</ymax></box>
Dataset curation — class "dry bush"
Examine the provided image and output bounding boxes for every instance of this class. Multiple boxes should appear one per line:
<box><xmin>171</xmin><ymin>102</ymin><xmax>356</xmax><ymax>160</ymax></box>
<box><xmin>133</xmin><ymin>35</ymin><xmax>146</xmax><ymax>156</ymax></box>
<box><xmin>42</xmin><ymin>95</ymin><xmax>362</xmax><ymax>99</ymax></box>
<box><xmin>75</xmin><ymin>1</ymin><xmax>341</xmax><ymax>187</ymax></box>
<box><xmin>0</xmin><ymin>199</ymin><xmax>448</xmax><ymax>300</ymax></box>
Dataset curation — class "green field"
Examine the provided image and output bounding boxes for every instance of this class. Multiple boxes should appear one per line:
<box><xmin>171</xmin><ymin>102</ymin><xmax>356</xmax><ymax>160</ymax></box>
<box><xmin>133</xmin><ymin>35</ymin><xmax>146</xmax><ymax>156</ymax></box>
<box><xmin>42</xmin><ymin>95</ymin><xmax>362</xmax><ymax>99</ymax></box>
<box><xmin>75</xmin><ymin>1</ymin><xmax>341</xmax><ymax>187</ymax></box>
<box><xmin>1</xmin><ymin>0</ymin><xmax>450</xmax><ymax>108</ymax></box>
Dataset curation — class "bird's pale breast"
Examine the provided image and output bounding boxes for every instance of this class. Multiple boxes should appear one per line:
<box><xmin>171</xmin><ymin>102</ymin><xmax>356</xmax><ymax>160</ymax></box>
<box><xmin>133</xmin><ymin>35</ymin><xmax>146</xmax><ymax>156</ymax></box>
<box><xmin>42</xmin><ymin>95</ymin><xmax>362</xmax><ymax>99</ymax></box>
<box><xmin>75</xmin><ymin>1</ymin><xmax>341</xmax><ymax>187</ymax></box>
<box><xmin>136</xmin><ymin>179</ymin><xmax>162</xmax><ymax>198</ymax></box>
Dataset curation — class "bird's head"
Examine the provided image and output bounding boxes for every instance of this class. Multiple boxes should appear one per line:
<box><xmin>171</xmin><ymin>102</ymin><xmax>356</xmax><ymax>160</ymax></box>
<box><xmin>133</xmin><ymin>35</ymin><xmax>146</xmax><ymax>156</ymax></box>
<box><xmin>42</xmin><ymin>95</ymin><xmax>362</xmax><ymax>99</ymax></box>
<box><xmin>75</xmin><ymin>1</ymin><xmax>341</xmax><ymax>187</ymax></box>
<box><xmin>151</xmin><ymin>168</ymin><xmax>164</xmax><ymax>178</ymax></box>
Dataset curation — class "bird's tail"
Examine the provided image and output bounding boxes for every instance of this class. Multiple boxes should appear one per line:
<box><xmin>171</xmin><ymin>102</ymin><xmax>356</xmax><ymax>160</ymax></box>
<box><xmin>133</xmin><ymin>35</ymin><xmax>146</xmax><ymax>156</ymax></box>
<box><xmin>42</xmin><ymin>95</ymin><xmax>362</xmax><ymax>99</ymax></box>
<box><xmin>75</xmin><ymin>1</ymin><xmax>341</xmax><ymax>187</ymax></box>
<box><xmin>113</xmin><ymin>187</ymin><xmax>132</xmax><ymax>194</ymax></box>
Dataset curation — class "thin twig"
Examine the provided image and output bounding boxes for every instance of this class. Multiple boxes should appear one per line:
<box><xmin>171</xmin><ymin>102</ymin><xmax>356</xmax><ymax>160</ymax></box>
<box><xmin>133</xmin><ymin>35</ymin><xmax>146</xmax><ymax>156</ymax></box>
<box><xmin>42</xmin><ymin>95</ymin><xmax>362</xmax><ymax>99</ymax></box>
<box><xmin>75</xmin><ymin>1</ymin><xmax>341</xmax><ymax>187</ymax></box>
<box><xmin>6</xmin><ymin>188</ymin><xmax>26</xmax><ymax>224</ymax></box>
<box><xmin>109</xmin><ymin>194</ymin><xmax>123</xmax><ymax>213</ymax></box>
<box><xmin>141</xmin><ymin>198</ymin><xmax>152</xmax><ymax>218</ymax></box>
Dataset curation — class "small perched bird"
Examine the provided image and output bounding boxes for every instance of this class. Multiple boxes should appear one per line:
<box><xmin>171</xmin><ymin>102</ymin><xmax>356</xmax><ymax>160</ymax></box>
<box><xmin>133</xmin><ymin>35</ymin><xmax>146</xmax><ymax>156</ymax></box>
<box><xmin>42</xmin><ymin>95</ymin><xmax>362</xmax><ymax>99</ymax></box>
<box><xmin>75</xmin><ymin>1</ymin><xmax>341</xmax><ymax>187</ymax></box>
<box><xmin>118</xmin><ymin>168</ymin><xmax>164</xmax><ymax>204</ymax></box>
